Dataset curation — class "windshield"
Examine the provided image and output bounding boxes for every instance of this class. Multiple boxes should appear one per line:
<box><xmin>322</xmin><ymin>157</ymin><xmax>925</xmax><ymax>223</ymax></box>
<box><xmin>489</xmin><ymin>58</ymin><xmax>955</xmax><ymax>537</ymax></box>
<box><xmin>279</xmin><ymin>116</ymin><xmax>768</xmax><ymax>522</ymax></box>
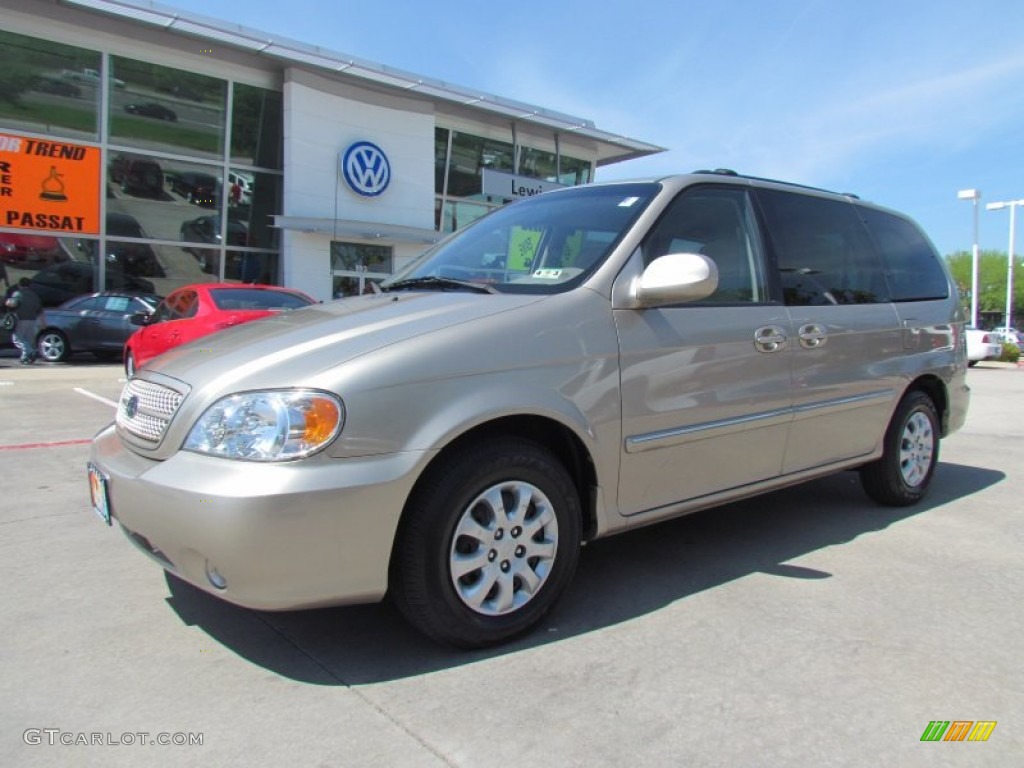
<box><xmin>386</xmin><ymin>182</ymin><xmax>661</xmax><ymax>294</ymax></box>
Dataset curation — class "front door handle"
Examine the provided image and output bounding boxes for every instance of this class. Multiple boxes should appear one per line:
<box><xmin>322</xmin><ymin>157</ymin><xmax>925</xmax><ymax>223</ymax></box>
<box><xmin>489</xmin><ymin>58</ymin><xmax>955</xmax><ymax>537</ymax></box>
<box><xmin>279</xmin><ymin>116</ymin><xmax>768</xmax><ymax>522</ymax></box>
<box><xmin>798</xmin><ymin>323</ymin><xmax>827</xmax><ymax>348</ymax></box>
<box><xmin>754</xmin><ymin>325</ymin><xmax>788</xmax><ymax>353</ymax></box>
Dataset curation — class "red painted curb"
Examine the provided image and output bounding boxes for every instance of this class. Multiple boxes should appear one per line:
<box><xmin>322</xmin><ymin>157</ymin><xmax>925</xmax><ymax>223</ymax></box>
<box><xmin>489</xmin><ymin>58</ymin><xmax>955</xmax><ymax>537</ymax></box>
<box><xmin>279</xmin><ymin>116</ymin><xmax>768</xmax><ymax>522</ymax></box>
<box><xmin>0</xmin><ymin>438</ymin><xmax>93</xmax><ymax>451</ymax></box>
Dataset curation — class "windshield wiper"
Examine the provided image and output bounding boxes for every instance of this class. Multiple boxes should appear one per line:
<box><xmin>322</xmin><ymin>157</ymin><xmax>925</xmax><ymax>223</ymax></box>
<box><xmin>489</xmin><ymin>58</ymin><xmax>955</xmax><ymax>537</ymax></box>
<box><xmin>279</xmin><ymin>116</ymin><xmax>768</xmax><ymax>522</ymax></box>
<box><xmin>383</xmin><ymin>276</ymin><xmax>498</xmax><ymax>294</ymax></box>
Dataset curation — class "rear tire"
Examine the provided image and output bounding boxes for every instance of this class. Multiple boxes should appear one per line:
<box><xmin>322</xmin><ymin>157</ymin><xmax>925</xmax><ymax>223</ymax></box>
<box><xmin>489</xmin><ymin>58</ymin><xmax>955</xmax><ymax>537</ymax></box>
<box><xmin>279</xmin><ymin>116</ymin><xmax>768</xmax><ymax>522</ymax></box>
<box><xmin>860</xmin><ymin>391</ymin><xmax>939</xmax><ymax>506</ymax></box>
<box><xmin>391</xmin><ymin>437</ymin><xmax>581</xmax><ymax>648</ymax></box>
<box><xmin>36</xmin><ymin>330</ymin><xmax>69</xmax><ymax>362</ymax></box>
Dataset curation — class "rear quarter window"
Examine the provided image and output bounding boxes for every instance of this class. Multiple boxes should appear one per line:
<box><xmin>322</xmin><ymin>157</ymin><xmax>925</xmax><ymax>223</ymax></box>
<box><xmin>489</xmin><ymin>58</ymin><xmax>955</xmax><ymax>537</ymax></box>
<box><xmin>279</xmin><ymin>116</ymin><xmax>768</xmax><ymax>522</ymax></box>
<box><xmin>858</xmin><ymin>207</ymin><xmax>949</xmax><ymax>301</ymax></box>
<box><xmin>210</xmin><ymin>288</ymin><xmax>312</xmax><ymax>311</ymax></box>
<box><xmin>756</xmin><ymin>189</ymin><xmax>889</xmax><ymax>305</ymax></box>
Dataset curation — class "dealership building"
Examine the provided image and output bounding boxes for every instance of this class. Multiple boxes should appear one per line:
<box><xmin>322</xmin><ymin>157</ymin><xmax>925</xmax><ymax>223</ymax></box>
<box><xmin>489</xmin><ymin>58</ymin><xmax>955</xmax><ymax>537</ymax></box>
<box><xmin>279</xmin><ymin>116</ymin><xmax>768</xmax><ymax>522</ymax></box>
<box><xmin>0</xmin><ymin>0</ymin><xmax>662</xmax><ymax>302</ymax></box>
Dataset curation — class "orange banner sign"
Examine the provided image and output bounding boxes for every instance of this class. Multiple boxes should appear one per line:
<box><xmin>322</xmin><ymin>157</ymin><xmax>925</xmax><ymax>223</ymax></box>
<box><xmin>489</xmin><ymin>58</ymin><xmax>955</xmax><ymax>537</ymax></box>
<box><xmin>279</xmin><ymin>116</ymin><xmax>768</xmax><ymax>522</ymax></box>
<box><xmin>0</xmin><ymin>133</ymin><xmax>101</xmax><ymax>235</ymax></box>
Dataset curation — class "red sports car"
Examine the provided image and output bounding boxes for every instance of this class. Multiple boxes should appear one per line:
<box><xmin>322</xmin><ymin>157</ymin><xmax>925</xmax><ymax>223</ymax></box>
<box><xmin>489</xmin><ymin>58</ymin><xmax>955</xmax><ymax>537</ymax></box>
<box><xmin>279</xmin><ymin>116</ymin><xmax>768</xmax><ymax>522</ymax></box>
<box><xmin>124</xmin><ymin>283</ymin><xmax>315</xmax><ymax>376</ymax></box>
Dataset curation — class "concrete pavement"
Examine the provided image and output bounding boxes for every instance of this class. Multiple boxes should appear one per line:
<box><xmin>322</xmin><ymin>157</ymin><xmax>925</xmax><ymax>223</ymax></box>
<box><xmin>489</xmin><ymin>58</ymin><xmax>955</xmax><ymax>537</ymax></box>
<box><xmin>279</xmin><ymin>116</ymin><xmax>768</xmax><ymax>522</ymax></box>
<box><xmin>1</xmin><ymin>359</ymin><xmax>1021</xmax><ymax>766</ymax></box>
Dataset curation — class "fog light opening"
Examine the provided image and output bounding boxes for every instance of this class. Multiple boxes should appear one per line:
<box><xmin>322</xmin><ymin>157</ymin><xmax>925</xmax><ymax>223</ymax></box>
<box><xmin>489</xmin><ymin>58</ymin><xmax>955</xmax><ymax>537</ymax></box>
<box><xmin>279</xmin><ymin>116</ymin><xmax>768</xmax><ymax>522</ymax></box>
<box><xmin>205</xmin><ymin>562</ymin><xmax>227</xmax><ymax>590</ymax></box>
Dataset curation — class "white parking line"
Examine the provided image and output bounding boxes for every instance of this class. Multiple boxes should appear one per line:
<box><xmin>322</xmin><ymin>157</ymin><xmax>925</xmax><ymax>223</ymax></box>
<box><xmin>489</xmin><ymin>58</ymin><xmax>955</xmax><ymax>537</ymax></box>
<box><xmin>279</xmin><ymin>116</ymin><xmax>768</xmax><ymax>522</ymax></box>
<box><xmin>74</xmin><ymin>387</ymin><xmax>119</xmax><ymax>409</ymax></box>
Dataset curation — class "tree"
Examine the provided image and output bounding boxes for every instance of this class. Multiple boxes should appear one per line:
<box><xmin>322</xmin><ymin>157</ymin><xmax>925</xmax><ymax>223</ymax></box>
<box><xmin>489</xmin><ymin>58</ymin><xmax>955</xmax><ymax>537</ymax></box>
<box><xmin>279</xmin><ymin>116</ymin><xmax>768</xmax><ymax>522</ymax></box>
<box><xmin>945</xmin><ymin>249</ymin><xmax>1024</xmax><ymax>323</ymax></box>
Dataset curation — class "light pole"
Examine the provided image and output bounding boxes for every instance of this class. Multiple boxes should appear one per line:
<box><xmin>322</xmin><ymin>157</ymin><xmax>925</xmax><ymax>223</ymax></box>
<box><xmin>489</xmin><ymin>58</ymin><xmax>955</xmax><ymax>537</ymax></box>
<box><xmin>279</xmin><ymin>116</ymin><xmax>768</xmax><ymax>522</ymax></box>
<box><xmin>957</xmin><ymin>189</ymin><xmax>981</xmax><ymax>327</ymax></box>
<box><xmin>986</xmin><ymin>198</ymin><xmax>1024</xmax><ymax>335</ymax></box>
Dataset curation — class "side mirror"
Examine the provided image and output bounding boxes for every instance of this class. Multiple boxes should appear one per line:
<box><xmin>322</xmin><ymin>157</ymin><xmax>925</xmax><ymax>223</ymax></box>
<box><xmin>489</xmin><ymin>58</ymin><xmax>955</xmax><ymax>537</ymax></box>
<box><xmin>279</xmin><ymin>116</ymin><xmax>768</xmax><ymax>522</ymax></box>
<box><xmin>129</xmin><ymin>312</ymin><xmax>150</xmax><ymax>326</ymax></box>
<box><xmin>634</xmin><ymin>253</ymin><xmax>718</xmax><ymax>307</ymax></box>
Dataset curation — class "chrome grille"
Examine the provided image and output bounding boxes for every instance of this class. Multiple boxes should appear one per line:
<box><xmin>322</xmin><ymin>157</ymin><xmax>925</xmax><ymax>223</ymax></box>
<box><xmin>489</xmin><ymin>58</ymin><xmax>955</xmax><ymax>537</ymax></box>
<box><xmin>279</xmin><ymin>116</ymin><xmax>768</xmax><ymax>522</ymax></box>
<box><xmin>116</xmin><ymin>379</ymin><xmax>185</xmax><ymax>443</ymax></box>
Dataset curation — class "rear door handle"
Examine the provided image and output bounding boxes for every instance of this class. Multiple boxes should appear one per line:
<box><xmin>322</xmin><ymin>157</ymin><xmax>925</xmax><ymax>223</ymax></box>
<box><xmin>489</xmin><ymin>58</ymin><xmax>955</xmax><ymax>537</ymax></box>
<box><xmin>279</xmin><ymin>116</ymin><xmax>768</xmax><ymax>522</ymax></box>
<box><xmin>798</xmin><ymin>323</ymin><xmax>827</xmax><ymax>348</ymax></box>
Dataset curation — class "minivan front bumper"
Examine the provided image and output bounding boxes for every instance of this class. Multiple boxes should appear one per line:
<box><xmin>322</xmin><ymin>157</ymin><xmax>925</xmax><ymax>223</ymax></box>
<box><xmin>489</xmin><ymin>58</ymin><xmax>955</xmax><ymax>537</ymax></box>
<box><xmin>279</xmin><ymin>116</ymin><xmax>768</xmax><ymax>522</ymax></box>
<box><xmin>89</xmin><ymin>424</ymin><xmax>432</xmax><ymax>610</ymax></box>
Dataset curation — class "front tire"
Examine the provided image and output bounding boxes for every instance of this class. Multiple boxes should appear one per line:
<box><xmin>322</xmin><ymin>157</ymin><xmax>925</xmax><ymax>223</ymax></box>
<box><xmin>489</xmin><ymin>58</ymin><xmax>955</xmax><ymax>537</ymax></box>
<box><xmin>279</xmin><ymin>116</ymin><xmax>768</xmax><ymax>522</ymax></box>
<box><xmin>37</xmin><ymin>330</ymin><xmax>69</xmax><ymax>362</ymax></box>
<box><xmin>860</xmin><ymin>391</ymin><xmax>939</xmax><ymax>506</ymax></box>
<box><xmin>391</xmin><ymin>437</ymin><xmax>582</xmax><ymax>648</ymax></box>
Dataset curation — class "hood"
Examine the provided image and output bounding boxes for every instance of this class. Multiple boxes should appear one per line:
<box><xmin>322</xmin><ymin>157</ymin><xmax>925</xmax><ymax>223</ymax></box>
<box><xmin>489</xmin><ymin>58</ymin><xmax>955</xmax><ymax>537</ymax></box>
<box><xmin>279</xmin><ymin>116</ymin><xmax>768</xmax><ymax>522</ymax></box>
<box><xmin>144</xmin><ymin>290</ymin><xmax>544</xmax><ymax>392</ymax></box>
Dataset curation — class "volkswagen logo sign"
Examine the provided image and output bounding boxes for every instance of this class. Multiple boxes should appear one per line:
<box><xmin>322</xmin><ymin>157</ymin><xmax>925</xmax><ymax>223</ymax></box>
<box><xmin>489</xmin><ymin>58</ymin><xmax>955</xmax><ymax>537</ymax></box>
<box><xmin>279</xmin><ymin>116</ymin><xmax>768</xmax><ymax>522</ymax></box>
<box><xmin>341</xmin><ymin>141</ymin><xmax>391</xmax><ymax>197</ymax></box>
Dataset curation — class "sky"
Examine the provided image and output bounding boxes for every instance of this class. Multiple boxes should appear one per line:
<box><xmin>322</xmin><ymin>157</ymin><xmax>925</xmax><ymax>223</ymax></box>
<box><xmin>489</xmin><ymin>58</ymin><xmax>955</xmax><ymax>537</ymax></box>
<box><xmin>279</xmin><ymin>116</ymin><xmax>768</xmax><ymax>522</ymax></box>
<box><xmin>161</xmin><ymin>0</ymin><xmax>1024</xmax><ymax>258</ymax></box>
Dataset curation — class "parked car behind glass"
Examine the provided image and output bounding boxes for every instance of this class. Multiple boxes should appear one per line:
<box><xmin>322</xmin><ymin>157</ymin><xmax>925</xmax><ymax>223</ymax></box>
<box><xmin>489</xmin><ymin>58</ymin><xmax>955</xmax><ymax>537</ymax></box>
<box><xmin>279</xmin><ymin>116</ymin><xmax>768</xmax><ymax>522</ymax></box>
<box><xmin>123</xmin><ymin>102</ymin><xmax>177</xmax><ymax>121</ymax></box>
<box><xmin>105</xmin><ymin>212</ymin><xmax>164</xmax><ymax>278</ymax></box>
<box><xmin>33</xmin><ymin>77</ymin><xmax>81</xmax><ymax>98</ymax></box>
<box><xmin>166</xmin><ymin>171</ymin><xmax>219</xmax><ymax>208</ymax></box>
<box><xmin>30</xmin><ymin>262</ymin><xmax>156</xmax><ymax>307</ymax></box>
<box><xmin>179</xmin><ymin>215</ymin><xmax>248</xmax><ymax>272</ymax></box>
<box><xmin>35</xmin><ymin>291</ymin><xmax>160</xmax><ymax>363</ymax></box>
<box><xmin>0</xmin><ymin>233</ymin><xmax>67</xmax><ymax>266</ymax></box>
<box><xmin>109</xmin><ymin>154</ymin><xmax>164</xmax><ymax>199</ymax></box>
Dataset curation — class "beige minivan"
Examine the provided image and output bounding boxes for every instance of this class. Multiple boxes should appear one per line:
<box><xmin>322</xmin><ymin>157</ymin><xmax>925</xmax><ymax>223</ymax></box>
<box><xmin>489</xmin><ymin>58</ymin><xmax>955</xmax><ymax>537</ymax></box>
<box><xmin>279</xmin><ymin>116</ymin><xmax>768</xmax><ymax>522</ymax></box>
<box><xmin>88</xmin><ymin>171</ymin><xmax>970</xmax><ymax>647</ymax></box>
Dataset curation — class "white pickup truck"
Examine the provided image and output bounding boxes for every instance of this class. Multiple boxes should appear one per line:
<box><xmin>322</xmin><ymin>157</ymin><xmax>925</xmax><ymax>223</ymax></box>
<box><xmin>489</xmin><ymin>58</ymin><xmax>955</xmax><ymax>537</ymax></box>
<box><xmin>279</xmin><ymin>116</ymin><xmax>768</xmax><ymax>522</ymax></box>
<box><xmin>965</xmin><ymin>327</ymin><xmax>1002</xmax><ymax>366</ymax></box>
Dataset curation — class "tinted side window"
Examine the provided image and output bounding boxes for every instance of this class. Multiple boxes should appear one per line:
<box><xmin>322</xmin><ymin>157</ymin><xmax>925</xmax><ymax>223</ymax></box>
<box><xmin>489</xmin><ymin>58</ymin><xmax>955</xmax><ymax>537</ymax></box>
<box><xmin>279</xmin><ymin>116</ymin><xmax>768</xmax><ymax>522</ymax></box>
<box><xmin>74</xmin><ymin>297</ymin><xmax>105</xmax><ymax>311</ymax></box>
<box><xmin>642</xmin><ymin>186</ymin><xmax>769</xmax><ymax>303</ymax></box>
<box><xmin>858</xmin><ymin>207</ymin><xmax>948</xmax><ymax>301</ymax></box>
<box><xmin>757</xmin><ymin>189</ymin><xmax>889</xmax><ymax>306</ymax></box>
<box><xmin>209</xmin><ymin>288</ymin><xmax>312</xmax><ymax>310</ymax></box>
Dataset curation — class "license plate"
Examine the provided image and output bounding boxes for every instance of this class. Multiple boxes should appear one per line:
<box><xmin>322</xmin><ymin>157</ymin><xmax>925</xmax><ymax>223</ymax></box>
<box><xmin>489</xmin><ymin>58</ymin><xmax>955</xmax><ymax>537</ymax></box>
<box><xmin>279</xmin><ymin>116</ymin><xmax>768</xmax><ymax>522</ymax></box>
<box><xmin>87</xmin><ymin>463</ymin><xmax>112</xmax><ymax>526</ymax></box>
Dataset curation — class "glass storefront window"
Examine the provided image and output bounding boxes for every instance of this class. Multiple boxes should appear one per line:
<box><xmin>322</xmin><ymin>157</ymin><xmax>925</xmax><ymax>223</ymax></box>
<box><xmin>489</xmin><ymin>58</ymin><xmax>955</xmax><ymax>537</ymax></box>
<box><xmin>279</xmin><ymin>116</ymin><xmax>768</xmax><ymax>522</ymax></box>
<box><xmin>446</xmin><ymin>132</ymin><xmax>514</xmax><ymax>198</ymax></box>
<box><xmin>110</xmin><ymin>56</ymin><xmax>226</xmax><ymax>159</ymax></box>
<box><xmin>224</xmin><ymin>250</ymin><xmax>279</xmax><ymax>285</ymax></box>
<box><xmin>0</xmin><ymin>32</ymin><xmax>100</xmax><ymax>141</ymax></box>
<box><xmin>519</xmin><ymin>147</ymin><xmax>558</xmax><ymax>181</ymax></box>
<box><xmin>231</xmin><ymin>83</ymin><xmax>283</xmax><ymax>169</ymax></box>
<box><xmin>330</xmin><ymin>241</ymin><xmax>392</xmax><ymax>297</ymax></box>
<box><xmin>105</xmin><ymin>151</ymin><xmax>281</xmax><ymax>292</ymax></box>
<box><xmin>558</xmin><ymin>155</ymin><xmax>592</xmax><ymax>186</ymax></box>
<box><xmin>440</xmin><ymin>199</ymin><xmax>497</xmax><ymax>233</ymax></box>
<box><xmin>227</xmin><ymin>169</ymin><xmax>281</xmax><ymax>249</ymax></box>
<box><xmin>2</xmin><ymin>31</ymin><xmax>284</xmax><ymax>304</ymax></box>
<box><xmin>434</xmin><ymin>127</ymin><xmax>449</xmax><ymax>194</ymax></box>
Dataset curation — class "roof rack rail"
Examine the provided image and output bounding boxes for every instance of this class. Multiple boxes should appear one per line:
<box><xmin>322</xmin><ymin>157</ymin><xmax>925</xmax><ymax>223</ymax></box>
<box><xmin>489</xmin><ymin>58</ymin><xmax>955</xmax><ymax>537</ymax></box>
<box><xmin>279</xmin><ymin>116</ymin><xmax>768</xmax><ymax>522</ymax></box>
<box><xmin>687</xmin><ymin>169</ymin><xmax>861</xmax><ymax>200</ymax></box>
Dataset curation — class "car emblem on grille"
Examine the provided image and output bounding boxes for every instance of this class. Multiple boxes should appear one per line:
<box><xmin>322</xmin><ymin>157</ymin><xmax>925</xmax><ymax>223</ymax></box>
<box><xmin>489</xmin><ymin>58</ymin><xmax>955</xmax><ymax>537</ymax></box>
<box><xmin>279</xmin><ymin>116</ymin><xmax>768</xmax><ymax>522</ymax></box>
<box><xmin>123</xmin><ymin>394</ymin><xmax>140</xmax><ymax>419</ymax></box>
<box><xmin>341</xmin><ymin>141</ymin><xmax>390</xmax><ymax>197</ymax></box>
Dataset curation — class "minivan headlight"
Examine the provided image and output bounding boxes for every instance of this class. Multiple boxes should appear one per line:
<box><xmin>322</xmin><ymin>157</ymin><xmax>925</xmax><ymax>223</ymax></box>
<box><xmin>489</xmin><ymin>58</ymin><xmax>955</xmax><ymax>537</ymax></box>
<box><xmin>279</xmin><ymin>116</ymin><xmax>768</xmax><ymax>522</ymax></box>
<box><xmin>184</xmin><ymin>390</ymin><xmax>344</xmax><ymax>461</ymax></box>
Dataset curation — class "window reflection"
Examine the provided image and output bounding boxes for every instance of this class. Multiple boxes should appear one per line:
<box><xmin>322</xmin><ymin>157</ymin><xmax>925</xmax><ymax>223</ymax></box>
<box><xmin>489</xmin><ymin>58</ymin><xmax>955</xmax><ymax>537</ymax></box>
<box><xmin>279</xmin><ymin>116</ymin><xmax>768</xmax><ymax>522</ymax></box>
<box><xmin>19</xmin><ymin>238</ymin><xmax>157</xmax><ymax>306</ymax></box>
<box><xmin>231</xmin><ymin>83</ymin><xmax>282</xmax><ymax>169</ymax></box>
<box><xmin>110</xmin><ymin>56</ymin><xmax>225</xmax><ymax>158</ymax></box>
<box><xmin>225</xmin><ymin>250</ymin><xmax>279</xmax><ymax>285</ymax></box>
<box><xmin>447</xmin><ymin>132</ymin><xmax>514</xmax><ymax>197</ymax></box>
<box><xmin>0</xmin><ymin>31</ymin><xmax>100</xmax><ymax>140</ymax></box>
<box><xmin>2</xmin><ymin>31</ymin><xmax>284</xmax><ymax>307</ymax></box>
<box><xmin>440</xmin><ymin>199</ymin><xmax>495</xmax><ymax>233</ymax></box>
<box><xmin>330</xmin><ymin>242</ymin><xmax>392</xmax><ymax>297</ymax></box>
<box><xmin>558</xmin><ymin>155</ymin><xmax>591</xmax><ymax>186</ymax></box>
<box><xmin>226</xmin><ymin>169</ymin><xmax>281</xmax><ymax>249</ymax></box>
